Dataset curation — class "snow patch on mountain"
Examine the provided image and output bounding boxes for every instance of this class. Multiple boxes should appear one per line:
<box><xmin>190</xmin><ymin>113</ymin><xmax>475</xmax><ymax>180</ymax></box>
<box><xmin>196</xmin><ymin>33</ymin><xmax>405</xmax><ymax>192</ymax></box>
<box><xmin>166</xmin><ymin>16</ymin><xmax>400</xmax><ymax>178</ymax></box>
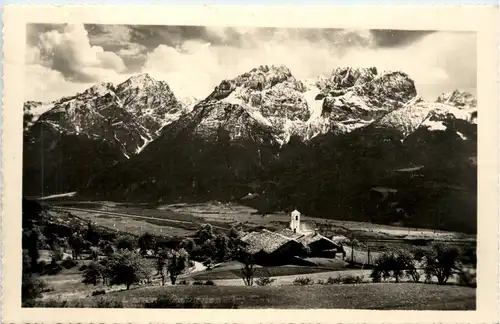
<box><xmin>25</xmin><ymin>74</ymin><xmax>187</xmax><ymax>158</ymax></box>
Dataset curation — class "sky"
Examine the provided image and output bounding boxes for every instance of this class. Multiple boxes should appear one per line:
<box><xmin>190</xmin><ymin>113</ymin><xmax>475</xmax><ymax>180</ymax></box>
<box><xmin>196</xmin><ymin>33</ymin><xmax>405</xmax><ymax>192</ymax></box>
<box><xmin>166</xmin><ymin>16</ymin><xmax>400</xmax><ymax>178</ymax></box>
<box><xmin>25</xmin><ymin>24</ymin><xmax>477</xmax><ymax>103</ymax></box>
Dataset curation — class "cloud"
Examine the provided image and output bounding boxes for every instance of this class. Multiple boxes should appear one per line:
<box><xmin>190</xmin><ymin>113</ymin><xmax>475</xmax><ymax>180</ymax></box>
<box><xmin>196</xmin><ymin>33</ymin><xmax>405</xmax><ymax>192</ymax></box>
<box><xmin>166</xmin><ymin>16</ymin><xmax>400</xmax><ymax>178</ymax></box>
<box><xmin>25</xmin><ymin>24</ymin><xmax>476</xmax><ymax>103</ymax></box>
<box><xmin>34</xmin><ymin>24</ymin><xmax>126</xmax><ymax>83</ymax></box>
<box><xmin>87</xmin><ymin>24</ymin><xmax>134</xmax><ymax>47</ymax></box>
<box><xmin>141</xmin><ymin>27</ymin><xmax>476</xmax><ymax>101</ymax></box>
<box><xmin>24</xmin><ymin>65</ymin><xmax>92</xmax><ymax>102</ymax></box>
<box><xmin>117</xmin><ymin>42</ymin><xmax>147</xmax><ymax>59</ymax></box>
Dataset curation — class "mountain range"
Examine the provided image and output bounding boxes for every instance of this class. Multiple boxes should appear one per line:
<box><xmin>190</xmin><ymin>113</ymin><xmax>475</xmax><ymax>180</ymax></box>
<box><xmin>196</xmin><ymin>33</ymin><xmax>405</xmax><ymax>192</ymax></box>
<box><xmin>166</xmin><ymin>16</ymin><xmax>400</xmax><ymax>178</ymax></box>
<box><xmin>23</xmin><ymin>65</ymin><xmax>478</xmax><ymax>233</ymax></box>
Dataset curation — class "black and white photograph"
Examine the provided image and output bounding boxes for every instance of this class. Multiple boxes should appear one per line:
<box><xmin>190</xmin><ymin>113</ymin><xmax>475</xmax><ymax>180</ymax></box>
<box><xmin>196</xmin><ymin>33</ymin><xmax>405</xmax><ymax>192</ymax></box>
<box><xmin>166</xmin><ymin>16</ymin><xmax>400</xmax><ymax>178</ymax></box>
<box><xmin>19</xmin><ymin>23</ymin><xmax>480</xmax><ymax>310</ymax></box>
<box><xmin>2</xmin><ymin>6</ymin><xmax>498</xmax><ymax>320</ymax></box>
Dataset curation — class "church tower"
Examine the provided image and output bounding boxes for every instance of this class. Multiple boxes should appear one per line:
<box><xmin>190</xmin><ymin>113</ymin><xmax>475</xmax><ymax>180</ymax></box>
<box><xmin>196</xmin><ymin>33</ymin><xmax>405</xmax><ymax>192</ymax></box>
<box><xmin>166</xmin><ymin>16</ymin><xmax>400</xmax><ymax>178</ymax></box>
<box><xmin>290</xmin><ymin>209</ymin><xmax>301</xmax><ymax>233</ymax></box>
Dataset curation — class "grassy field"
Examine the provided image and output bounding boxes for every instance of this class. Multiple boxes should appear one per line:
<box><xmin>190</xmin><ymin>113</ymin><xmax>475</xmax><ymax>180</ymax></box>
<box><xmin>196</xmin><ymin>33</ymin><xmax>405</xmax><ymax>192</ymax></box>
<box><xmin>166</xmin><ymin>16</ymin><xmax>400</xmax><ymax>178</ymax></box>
<box><xmin>59</xmin><ymin>283</ymin><xmax>476</xmax><ymax>310</ymax></box>
<box><xmin>49</xmin><ymin>200</ymin><xmax>476</xmax><ymax>242</ymax></box>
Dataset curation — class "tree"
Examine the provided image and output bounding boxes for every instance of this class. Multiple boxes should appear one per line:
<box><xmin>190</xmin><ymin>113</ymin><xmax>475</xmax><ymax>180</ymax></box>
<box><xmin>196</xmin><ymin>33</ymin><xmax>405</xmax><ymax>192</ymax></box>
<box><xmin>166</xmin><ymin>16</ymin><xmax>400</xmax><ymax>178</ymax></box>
<box><xmin>90</xmin><ymin>246</ymin><xmax>100</xmax><ymax>261</ymax></box>
<box><xmin>51</xmin><ymin>242</ymin><xmax>64</xmax><ymax>262</ymax></box>
<box><xmin>156</xmin><ymin>248</ymin><xmax>169</xmax><ymax>286</ymax></box>
<box><xmin>167</xmin><ymin>248</ymin><xmax>189</xmax><ymax>285</ymax></box>
<box><xmin>23</xmin><ymin>226</ymin><xmax>45</xmax><ymax>271</ymax></box>
<box><xmin>84</xmin><ymin>222</ymin><xmax>101</xmax><ymax>246</ymax></box>
<box><xmin>180</xmin><ymin>237</ymin><xmax>197</xmax><ymax>253</ymax></box>
<box><xmin>138</xmin><ymin>232</ymin><xmax>156</xmax><ymax>256</ymax></box>
<box><xmin>370</xmin><ymin>249</ymin><xmax>414</xmax><ymax>283</ymax></box>
<box><xmin>423</xmin><ymin>243</ymin><xmax>461</xmax><ymax>285</ymax></box>
<box><xmin>237</xmin><ymin>254</ymin><xmax>256</xmax><ymax>286</ymax></box>
<box><xmin>195</xmin><ymin>224</ymin><xmax>216</xmax><ymax>244</ymax></box>
<box><xmin>22</xmin><ymin>250</ymin><xmax>46</xmax><ymax>306</ymax></box>
<box><xmin>82</xmin><ymin>261</ymin><xmax>104</xmax><ymax>286</ymax></box>
<box><xmin>69</xmin><ymin>233</ymin><xmax>85</xmax><ymax>260</ymax></box>
<box><xmin>105</xmin><ymin>250</ymin><xmax>152</xmax><ymax>290</ymax></box>
<box><xmin>116</xmin><ymin>236</ymin><xmax>136</xmax><ymax>251</ymax></box>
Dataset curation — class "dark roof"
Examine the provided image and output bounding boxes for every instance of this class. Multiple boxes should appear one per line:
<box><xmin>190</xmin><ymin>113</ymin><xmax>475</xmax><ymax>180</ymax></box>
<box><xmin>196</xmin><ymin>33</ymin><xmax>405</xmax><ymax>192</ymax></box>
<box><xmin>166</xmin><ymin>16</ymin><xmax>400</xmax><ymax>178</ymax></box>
<box><xmin>240</xmin><ymin>229</ymin><xmax>299</xmax><ymax>254</ymax></box>
<box><xmin>277</xmin><ymin>229</ymin><xmax>341</xmax><ymax>249</ymax></box>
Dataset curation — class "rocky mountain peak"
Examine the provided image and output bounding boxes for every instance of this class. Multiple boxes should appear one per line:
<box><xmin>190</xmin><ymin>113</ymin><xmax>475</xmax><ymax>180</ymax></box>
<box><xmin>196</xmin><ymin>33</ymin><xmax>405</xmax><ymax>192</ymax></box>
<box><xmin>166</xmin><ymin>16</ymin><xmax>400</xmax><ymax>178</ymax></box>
<box><xmin>24</xmin><ymin>74</ymin><xmax>186</xmax><ymax>158</ymax></box>
<box><xmin>313</xmin><ymin>68</ymin><xmax>417</xmax><ymax>134</ymax></box>
<box><xmin>436</xmin><ymin>90</ymin><xmax>477</xmax><ymax>109</ymax></box>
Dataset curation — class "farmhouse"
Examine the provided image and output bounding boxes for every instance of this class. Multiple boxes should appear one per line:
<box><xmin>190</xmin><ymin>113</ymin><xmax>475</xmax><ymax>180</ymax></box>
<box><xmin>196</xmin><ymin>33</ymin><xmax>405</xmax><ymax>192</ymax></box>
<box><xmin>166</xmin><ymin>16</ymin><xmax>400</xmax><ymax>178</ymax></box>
<box><xmin>239</xmin><ymin>209</ymin><xmax>343</xmax><ymax>265</ymax></box>
<box><xmin>239</xmin><ymin>229</ymin><xmax>305</xmax><ymax>265</ymax></box>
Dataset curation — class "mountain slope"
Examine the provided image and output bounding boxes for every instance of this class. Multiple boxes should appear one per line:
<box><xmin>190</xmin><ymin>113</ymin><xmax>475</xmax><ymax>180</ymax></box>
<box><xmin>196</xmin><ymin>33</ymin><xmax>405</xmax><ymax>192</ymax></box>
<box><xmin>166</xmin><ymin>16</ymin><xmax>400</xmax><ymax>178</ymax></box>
<box><xmin>23</xmin><ymin>74</ymin><xmax>186</xmax><ymax>196</ymax></box>
<box><xmin>25</xmin><ymin>65</ymin><xmax>477</xmax><ymax>234</ymax></box>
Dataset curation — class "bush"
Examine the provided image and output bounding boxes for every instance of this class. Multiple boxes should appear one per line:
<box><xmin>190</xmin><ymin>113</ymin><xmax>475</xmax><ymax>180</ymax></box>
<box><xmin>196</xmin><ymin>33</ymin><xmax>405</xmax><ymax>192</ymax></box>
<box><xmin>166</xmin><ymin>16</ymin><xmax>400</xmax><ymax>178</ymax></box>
<box><xmin>326</xmin><ymin>276</ymin><xmax>342</xmax><ymax>284</ymax></box>
<box><xmin>61</xmin><ymin>257</ymin><xmax>78</xmax><ymax>269</ymax></box>
<box><xmin>43</xmin><ymin>261</ymin><xmax>63</xmax><ymax>276</ymax></box>
<box><xmin>193</xmin><ymin>281</ymin><xmax>204</xmax><ymax>285</ymax></box>
<box><xmin>204</xmin><ymin>280</ymin><xmax>216</xmax><ymax>286</ymax></box>
<box><xmin>256</xmin><ymin>277</ymin><xmax>276</xmax><ymax>286</ymax></box>
<box><xmin>316</xmin><ymin>279</ymin><xmax>325</xmax><ymax>285</ymax></box>
<box><xmin>178</xmin><ymin>280</ymin><xmax>190</xmax><ymax>285</ymax></box>
<box><xmin>79</xmin><ymin>264</ymin><xmax>88</xmax><ymax>272</ymax></box>
<box><xmin>293</xmin><ymin>277</ymin><xmax>314</xmax><ymax>286</ymax></box>
<box><xmin>91</xmin><ymin>289</ymin><xmax>106</xmax><ymax>296</ymax></box>
<box><xmin>342</xmin><ymin>275</ymin><xmax>364</xmax><ymax>284</ymax></box>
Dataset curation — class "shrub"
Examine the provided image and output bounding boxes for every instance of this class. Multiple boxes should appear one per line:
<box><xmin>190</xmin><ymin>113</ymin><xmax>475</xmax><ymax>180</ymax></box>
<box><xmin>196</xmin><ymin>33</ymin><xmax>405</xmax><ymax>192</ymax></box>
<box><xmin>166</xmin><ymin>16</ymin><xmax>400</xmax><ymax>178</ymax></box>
<box><xmin>326</xmin><ymin>276</ymin><xmax>343</xmax><ymax>284</ymax></box>
<box><xmin>193</xmin><ymin>281</ymin><xmax>204</xmax><ymax>285</ymax></box>
<box><xmin>61</xmin><ymin>257</ymin><xmax>78</xmax><ymax>269</ymax></box>
<box><xmin>115</xmin><ymin>236</ymin><xmax>136</xmax><ymax>251</ymax></box>
<box><xmin>342</xmin><ymin>275</ymin><xmax>364</xmax><ymax>284</ymax></box>
<box><xmin>293</xmin><ymin>277</ymin><xmax>314</xmax><ymax>285</ymax></box>
<box><xmin>178</xmin><ymin>280</ymin><xmax>190</xmax><ymax>285</ymax></box>
<box><xmin>44</xmin><ymin>261</ymin><xmax>63</xmax><ymax>276</ymax></box>
<box><xmin>91</xmin><ymin>289</ymin><xmax>106</xmax><ymax>296</ymax></box>
<box><xmin>317</xmin><ymin>279</ymin><xmax>325</xmax><ymax>285</ymax></box>
<box><xmin>79</xmin><ymin>264</ymin><xmax>88</xmax><ymax>272</ymax></box>
<box><xmin>204</xmin><ymin>280</ymin><xmax>216</xmax><ymax>286</ymax></box>
<box><xmin>256</xmin><ymin>277</ymin><xmax>276</xmax><ymax>286</ymax></box>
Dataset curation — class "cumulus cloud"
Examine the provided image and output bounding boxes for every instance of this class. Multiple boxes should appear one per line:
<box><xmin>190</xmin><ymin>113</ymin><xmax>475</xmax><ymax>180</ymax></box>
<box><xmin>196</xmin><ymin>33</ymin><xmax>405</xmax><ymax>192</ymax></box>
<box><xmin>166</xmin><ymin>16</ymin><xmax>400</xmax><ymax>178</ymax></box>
<box><xmin>34</xmin><ymin>24</ymin><xmax>126</xmax><ymax>82</ymax></box>
<box><xmin>141</xmin><ymin>27</ymin><xmax>476</xmax><ymax>100</ymax></box>
<box><xmin>25</xmin><ymin>24</ymin><xmax>476</xmax><ymax>102</ymax></box>
<box><xmin>24</xmin><ymin>65</ymin><xmax>92</xmax><ymax>102</ymax></box>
